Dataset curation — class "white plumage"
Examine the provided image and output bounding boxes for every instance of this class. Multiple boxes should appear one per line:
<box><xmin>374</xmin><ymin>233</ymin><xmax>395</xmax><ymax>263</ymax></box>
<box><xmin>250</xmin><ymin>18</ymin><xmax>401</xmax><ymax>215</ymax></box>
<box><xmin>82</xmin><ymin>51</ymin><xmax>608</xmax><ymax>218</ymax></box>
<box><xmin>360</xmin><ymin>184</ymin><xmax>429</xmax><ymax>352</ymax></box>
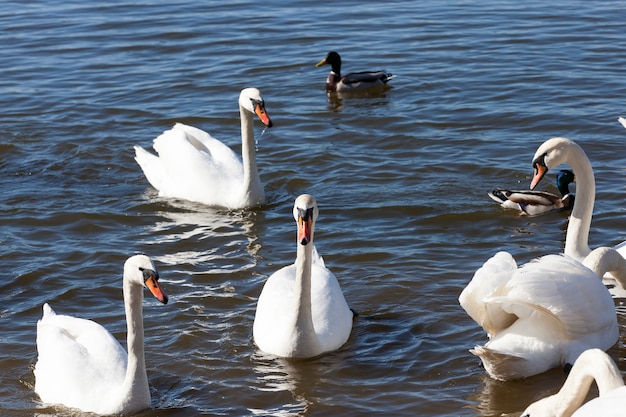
<box><xmin>253</xmin><ymin>194</ymin><xmax>353</xmax><ymax>358</ymax></box>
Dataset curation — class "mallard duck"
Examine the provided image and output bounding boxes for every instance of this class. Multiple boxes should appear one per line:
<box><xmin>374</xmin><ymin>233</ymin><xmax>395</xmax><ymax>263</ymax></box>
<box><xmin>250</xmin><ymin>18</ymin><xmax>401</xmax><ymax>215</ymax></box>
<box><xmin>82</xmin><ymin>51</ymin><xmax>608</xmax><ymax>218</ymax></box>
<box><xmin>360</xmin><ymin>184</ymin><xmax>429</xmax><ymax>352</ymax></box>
<box><xmin>315</xmin><ymin>51</ymin><xmax>394</xmax><ymax>92</ymax></box>
<box><xmin>488</xmin><ymin>169</ymin><xmax>575</xmax><ymax>216</ymax></box>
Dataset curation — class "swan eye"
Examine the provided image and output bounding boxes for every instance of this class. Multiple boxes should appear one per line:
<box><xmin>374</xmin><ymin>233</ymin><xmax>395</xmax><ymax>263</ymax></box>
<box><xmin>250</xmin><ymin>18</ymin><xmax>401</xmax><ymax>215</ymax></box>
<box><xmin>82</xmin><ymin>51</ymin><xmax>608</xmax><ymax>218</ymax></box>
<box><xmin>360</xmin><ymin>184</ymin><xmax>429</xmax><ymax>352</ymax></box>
<box><xmin>298</xmin><ymin>207</ymin><xmax>315</xmax><ymax>221</ymax></box>
<box><xmin>139</xmin><ymin>267</ymin><xmax>159</xmax><ymax>282</ymax></box>
<box><xmin>532</xmin><ymin>153</ymin><xmax>548</xmax><ymax>170</ymax></box>
<box><xmin>250</xmin><ymin>98</ymin><xmax>264</xmax><ymax>108</ymax></box>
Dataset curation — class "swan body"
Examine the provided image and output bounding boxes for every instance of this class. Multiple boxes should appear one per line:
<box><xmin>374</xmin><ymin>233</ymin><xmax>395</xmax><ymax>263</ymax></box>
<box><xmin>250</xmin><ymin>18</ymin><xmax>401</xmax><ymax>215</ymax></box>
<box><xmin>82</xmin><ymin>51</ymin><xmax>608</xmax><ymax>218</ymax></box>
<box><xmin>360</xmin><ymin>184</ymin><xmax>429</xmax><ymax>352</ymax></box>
<box><xmin>253</xmin><ymin>194</ymin><xmax>353</xmax><ymax>358</ymax></box>
<box><xmin>34</xmin><ymin>255</ymin><xmax>168</xmax><ymax>414</ymax></box>
<box><xmin>521</xmin><ymin>349</ymin><xmax>626</xmax><ymax>417</ymax></box>
<box><xmin>460</xmin><ymin>138</ymin><xmax>626</xmax><ymax>381</ymax></box>
<box><xmin>134</xmin><ymin>88</ymin><xmax>273</xmax><ymax>209</ymax></box>
<box><xmin>618</xmin><ymin>116</ymin><xmax>626</xmax><ymax>129</ymax></box>
<box><xmin>315</xmin><ymin>51</ymin><xmax>394</xmax><ymax>92</ymax></box>
<box><xmin>488</xmin><ymin>169</ymin><xmax>575</xmax><ymax>216</ymax></box>
<box><xmin>460</xmin><ymin>251</ymin><xmax>618</xmax><ymax>381</ymax></box>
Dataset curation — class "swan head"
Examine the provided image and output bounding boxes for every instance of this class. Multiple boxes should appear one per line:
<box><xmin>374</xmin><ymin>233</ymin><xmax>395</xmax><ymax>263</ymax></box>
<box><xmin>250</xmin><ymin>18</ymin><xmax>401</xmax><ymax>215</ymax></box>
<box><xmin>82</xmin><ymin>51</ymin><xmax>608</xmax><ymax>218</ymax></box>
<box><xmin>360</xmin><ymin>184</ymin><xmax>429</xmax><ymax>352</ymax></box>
<box><xmin>316</xmin><ymin>51</ymin><xmax>342</xmax><ymax>74</ymax></box>
<box><xmin>530</xmin><ymin>137</ymin><xmax>581</xmax><ymax>190</ymax></box>
<box><xmin>124</xmin><ymin>254</ymin><xmax>168</xmax><ymax>304</ymax></box>
<box><xmin>293</xmin><ymin>194</ymin><xmax>319</xmax><ymax>246</ymax></box>
<box><xmin>239</xmin><ymin>88</ymin><xmax>273</xmax><ymax>128</ymax></box>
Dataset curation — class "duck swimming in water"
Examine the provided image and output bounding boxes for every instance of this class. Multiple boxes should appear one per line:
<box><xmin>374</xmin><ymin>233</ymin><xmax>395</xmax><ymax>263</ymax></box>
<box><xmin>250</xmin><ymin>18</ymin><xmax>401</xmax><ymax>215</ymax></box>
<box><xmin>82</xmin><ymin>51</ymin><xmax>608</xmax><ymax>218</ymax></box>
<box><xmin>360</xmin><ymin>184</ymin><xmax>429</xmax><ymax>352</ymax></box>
<box><xmin>488</xmin><ymin>169</ymin><xmax>575</xmax><ymax>216</ymax></box>
<box><xmin>315</xmin><ymin>51</ymin><xmax>394</xmax><ymax>92</ymax></box>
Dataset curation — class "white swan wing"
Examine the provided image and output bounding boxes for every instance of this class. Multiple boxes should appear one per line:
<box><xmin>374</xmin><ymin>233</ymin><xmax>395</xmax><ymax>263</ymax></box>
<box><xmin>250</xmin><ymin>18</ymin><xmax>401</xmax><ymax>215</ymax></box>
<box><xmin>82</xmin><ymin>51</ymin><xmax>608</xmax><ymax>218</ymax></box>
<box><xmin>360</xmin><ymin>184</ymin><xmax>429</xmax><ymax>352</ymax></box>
<box><xmin>310</xmin><ymin>262</ymin><xmax>353</xmax><ymax>351</ymax></box>
<box><xmin>145</xmin><ymin>123</ymin><xmax>245</xmax><ymax>205</ymax></box>
<box><xmin>253</xmin><ymin>264</ymin><xmax>299</xmax><ymax>354</ymax></box>
<box><xmin>168</xmin><ymin>123</ymin><xmax>242</xmax><ymax>169</ymax></box>
<box><xmin>503</xmin><ymin>255</ymin><xmax>617</xmax><ymax>342</ymax></box>
<box><xmin>34</xmin><ymin>304</ymin><xmax>127</xmax><ymax>411</ymax></box>
<box><xmin>459</xmin><ymin>251</ymin><xmax>518</xmax><ymax>335</ymax></box>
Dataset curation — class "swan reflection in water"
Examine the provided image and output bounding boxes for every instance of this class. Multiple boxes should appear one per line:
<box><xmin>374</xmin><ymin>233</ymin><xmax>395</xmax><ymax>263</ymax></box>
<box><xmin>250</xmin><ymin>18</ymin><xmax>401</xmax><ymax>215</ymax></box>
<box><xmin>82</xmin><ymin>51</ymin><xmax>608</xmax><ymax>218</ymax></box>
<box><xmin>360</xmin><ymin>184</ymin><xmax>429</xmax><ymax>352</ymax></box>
<box><xmin>249</xmin><ymin>352</ymin><xmax>317</xmax><ymax>416</ymax></box>
<box><xmin>141</xmin><ymin>198</ymin><xmax>262</xmax><ymax>273</ymax></box>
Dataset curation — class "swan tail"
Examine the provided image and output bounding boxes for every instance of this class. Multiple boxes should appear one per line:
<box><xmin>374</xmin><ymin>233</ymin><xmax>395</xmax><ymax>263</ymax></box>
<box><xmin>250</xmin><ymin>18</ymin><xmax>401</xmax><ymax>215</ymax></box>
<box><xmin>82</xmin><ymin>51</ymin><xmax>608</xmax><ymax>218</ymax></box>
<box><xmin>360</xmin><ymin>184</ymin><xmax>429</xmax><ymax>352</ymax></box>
<box><xmin>42</xmin><ymin>303</ymin><xmax>56</xmax><ymax>318</ymax></box>
<box><xmin>470</xmin><ymin>345</ymin><xmax>530</xmax><ymax>381</ymax></box>
<box><xmin>134</xmin><ymin>145</ymin><xmax>166</xmax><ymax>191</ymax></box>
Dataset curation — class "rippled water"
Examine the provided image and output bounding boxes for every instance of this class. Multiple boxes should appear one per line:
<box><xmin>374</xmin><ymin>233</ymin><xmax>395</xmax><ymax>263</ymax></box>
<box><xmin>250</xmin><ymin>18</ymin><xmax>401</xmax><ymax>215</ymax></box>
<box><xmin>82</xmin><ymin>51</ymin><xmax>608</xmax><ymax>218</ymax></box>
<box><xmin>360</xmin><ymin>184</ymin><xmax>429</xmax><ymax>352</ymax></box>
<box><xmin>1</xmin><ymin>1</ymin><xmax>625</xmax><ymax>416</ymax></box>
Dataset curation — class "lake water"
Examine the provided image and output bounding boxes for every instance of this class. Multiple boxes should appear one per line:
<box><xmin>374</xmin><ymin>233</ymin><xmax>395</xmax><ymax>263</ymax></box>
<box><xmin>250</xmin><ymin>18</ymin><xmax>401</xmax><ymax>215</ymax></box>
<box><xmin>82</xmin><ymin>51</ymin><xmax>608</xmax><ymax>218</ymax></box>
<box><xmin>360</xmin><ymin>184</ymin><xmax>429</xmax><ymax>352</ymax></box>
<box><xmin>1</xmin><ymin>0</ymin><xmax>625</xmax><ymax>416</ymax></box>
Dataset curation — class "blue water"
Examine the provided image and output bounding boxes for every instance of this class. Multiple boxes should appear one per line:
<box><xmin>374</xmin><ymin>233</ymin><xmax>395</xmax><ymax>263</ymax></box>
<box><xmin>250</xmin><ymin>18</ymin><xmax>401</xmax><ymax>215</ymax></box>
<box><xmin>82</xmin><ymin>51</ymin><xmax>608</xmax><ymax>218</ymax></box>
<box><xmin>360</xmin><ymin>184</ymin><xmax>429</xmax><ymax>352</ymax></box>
<box><xmin>1</xmin><ymin>1</ymin><xmax>625</xmax><ymax>416</ymax></box>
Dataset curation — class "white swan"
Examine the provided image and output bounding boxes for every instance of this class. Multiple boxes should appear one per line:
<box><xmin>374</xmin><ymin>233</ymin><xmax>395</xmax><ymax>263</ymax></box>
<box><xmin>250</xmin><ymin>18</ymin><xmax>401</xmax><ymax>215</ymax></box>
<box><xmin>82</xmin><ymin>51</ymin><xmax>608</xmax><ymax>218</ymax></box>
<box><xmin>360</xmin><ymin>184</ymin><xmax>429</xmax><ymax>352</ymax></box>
<box><xmin>34</xmin><ymin>254</ymin><xmax>168</xmax><ymax>414</ymax></box>
<box><xmin>253</xmin><ymin>194</ymin><xmax>353</xmax><ymax>358</ymax></box>
<box><xmin>521</xmin><ymin>349</ymin><xmax>626</xmax><ymax>417</ymax></box>
<box><xmin>618</xmin><ymin>116</ymin><xmax>626</xmax><ymax>129</ymax></box>
<box><xmin>459</xmin><ymin>138</ymin><xmax>626</xmax><ymax>381</ymax></box>
<box><xmin>133</xmin><ymin>88</ymin><xmax>273</xmax><ymax>209</ymax></box>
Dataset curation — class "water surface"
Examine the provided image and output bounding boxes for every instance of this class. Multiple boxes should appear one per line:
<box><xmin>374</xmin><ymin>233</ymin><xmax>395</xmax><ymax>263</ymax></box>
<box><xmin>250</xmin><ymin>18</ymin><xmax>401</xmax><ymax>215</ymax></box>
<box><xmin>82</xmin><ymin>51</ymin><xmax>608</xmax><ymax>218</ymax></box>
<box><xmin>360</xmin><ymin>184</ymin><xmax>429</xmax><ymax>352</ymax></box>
<box><xmin>1</xmin><ymin>1</ymin><xmax>625</xmax><ymax>416</ymax></box>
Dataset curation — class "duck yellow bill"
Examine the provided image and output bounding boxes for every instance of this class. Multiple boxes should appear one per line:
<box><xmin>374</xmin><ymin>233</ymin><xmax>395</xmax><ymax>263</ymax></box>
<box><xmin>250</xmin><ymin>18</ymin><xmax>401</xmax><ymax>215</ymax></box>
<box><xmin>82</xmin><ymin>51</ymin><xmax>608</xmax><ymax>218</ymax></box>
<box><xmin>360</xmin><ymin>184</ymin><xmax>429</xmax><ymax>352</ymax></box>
<box><xmin>315</xmin><ymin>58</ymin><xmax>327</xmax><ymax>67</ymax></box>
<box><xmin>145</xmin><ymin>275</ymin><xmax>168</xmax><ymax>304</ymax></box>
<box><xmin>254</xmin><ymin>103</ymin><xmax>273</xmax><ymax>128</ymax></box>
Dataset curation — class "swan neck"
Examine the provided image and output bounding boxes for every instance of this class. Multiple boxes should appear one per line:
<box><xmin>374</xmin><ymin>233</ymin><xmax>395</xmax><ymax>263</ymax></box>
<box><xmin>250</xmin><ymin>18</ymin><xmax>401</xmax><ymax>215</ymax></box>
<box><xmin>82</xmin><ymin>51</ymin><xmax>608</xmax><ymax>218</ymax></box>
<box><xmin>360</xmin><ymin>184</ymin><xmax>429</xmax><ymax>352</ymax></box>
<box><xmin>564</xmin><ymin>148</ymin><xmax>594</xmax><ymax>261</ymax></box>
<box><xmin>290</xmin><ymin>242</ymin><xmax>322</xmax><ymax>357</ymax></box>
<box><xmin>240</xmin><ymin>106</ymin><xmax>262</xmax><ymax>201</ymax></box>
<box><xmin>583</xmin><ymin>247</ymin><xmax>626</xmax><ymax>287</ymax></box>
<box><xmin>120</xmin><ymin>278</ymin><xmax>150</xmax><ymax>406</ymax></box>
<box><xmin>554</xmin><ymin>350</ymin><xmax>624</xmax><ymax>416</ymax></box>
<box><xmin>295</xmin><ymin>243</ymin><xmax>315</xmax><ymax>332</ymax></box>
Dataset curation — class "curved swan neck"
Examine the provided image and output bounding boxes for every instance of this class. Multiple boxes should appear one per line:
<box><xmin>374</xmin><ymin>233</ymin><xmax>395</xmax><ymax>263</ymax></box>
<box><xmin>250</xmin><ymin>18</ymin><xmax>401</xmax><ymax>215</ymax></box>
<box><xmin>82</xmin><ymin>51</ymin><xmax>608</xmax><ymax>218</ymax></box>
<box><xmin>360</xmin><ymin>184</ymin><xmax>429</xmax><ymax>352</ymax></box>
<box><xmin>120</xmin><ymin>278</ymin><xmax>150</xmax><ymax>407</ymax></box>
<box><xmin>556</xmin><ymin>350</ymin><xmax>623</xmax><ymax>416</ymax></box>
<box><xmin>240</xmin><ymin>105</ymin><xmax>262</xmax><ymax>202</ymax></box>
<box><xmin>583</xmin><ymin>247</ymin><xmax>626</xmax><ymax>287</ymax></box>
<box><xmin>522</xmin><ymin>349</ymin><xmax>624</xmax><ymax>417</ymax></box>
<box><xmin>563</xmin><ymin>145</ymin><xmax>594</xmax><ymax>261</ymax></box>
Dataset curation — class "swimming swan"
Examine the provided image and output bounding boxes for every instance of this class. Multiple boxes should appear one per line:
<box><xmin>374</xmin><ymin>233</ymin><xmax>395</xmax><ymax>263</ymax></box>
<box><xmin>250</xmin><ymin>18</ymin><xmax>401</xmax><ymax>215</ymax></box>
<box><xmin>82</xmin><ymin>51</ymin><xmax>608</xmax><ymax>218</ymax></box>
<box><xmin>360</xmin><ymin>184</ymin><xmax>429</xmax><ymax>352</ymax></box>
<box><xmin>521</xmin><ymin>348</ymin><xmax>626</xmax><ymax>417</ymax></box>
<box><xmin>34</xmin><ymin>254</ymin><xmax>168</xmax><ymax>414</ymax></box>
<box><xmin>134</xmin><ymin>88</ymin><xmax>273</xmax><ymax>209</ymax></box>
<box><xmin>459</xmin><ymin>138</ymin><xmax>626</xmax><ymax>381</ymax></box>
<box><xmin>253</xmin><ymin>194</ymin><xmax>353</xmax><ymax>358</ymax></box>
